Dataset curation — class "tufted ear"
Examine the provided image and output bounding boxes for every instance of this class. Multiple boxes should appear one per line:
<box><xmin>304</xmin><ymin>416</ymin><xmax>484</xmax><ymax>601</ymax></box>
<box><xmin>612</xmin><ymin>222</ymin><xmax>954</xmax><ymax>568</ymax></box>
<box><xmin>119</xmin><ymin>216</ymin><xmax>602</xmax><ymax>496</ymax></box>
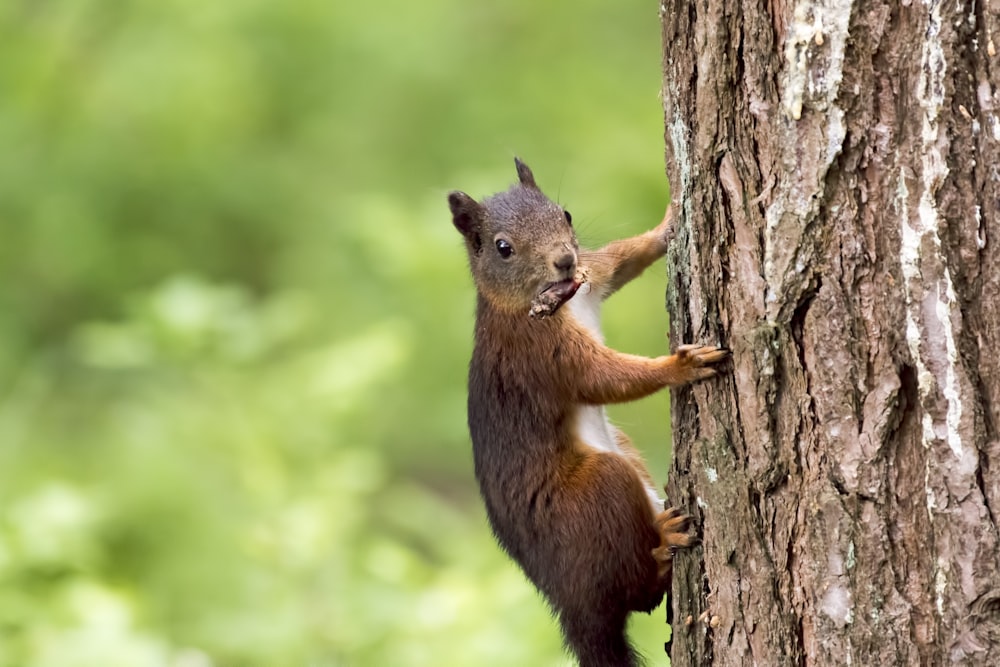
<box><xmin>448</xmin><ymin>191</ymin><xmax>484</xmax><ymax>253</ymax></box>
<box><xmin>514</xmin><ymin>157</ymin><xmax>537</xmax><ymax>189</ymax></box>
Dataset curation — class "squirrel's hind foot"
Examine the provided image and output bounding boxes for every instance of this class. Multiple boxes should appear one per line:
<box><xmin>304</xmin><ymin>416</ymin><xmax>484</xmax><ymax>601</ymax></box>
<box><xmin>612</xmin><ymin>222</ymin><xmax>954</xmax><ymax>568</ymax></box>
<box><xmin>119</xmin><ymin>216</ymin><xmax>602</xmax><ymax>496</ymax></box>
<box><xmin>652</xmin><ymin>507</ymin><xmax>697</xmax><ymax>579</ymax></box>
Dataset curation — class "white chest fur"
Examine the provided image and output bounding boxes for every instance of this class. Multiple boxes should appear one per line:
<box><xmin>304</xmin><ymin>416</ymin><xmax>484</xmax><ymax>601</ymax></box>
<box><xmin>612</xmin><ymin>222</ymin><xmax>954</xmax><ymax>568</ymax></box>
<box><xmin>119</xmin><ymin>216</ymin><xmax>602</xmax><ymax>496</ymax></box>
<box><xmin>567</xmin><ymin>281</ymin><xmax>604</xmax><ymax>341</ymax></box>
<box><xmin>566</xmin><ymin>282</ymin><xmax>663</xmax><ymax>511</ymax></box>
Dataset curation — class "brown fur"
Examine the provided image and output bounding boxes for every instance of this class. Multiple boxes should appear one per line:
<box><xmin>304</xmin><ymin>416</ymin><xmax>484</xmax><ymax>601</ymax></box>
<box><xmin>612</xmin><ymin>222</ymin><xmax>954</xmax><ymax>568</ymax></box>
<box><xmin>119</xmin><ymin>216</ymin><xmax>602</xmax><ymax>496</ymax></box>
<box><xmin>449</xmin><ymin>159</ymin><xmax>727</xmax><ymax>666</ymax></box>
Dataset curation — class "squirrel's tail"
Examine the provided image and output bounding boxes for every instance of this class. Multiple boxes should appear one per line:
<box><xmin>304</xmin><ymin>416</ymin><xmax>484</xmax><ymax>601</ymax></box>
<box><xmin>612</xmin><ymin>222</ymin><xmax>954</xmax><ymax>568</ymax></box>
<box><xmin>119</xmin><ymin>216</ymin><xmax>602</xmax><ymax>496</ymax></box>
<box><xmin>560</xmin><ymin>610</ymin><xmax>639</xmax><ymax>667</ymax></box>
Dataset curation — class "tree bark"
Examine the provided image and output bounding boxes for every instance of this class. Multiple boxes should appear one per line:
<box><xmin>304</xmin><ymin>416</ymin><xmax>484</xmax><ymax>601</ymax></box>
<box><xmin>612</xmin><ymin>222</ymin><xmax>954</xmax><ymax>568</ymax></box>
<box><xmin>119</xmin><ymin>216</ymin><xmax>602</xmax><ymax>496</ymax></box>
<box><xmin>661</xmin><ymin>1</ymin><xmax>1000</xmax><ymax>664</ymax></box>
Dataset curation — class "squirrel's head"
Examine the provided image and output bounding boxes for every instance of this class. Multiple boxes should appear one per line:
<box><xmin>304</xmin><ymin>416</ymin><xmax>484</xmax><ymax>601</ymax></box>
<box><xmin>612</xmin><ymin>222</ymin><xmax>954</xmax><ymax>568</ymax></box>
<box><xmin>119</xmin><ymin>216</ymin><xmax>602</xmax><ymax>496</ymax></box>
<box><xmin>449</xmin><ymin>158</ymin><xmax>580</xmax><ymax>315</ymax></box>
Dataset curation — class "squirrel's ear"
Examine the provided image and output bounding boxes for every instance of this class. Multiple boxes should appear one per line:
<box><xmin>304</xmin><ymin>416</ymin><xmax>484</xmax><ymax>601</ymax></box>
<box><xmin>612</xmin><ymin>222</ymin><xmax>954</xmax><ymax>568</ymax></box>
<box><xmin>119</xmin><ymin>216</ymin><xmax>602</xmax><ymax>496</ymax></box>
<box><xmin>448</xmin><ymin>191</ymin><xmax>484</xmax><ymax>250</ymax></box>
<box><xmin>514</xmin><ymin>157</ymin><xmax>537</xmax><ymax>189</ymax></box>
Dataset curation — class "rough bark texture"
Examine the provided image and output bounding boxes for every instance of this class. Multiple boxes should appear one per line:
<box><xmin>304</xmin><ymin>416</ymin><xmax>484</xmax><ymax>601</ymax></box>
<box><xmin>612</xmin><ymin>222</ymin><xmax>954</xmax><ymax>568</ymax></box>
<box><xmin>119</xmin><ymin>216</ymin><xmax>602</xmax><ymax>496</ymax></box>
<box><xmin>661</xmin><ymin>1</ymin><xmax>1000</xmax><ymax>664</ymax></box>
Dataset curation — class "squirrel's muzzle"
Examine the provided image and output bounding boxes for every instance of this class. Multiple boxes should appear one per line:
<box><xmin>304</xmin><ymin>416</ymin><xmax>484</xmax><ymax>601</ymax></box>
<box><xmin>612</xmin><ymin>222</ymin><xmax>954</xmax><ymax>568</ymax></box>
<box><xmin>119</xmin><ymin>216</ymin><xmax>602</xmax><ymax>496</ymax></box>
<box><xmin>553</xmin><ymin>252</ymin><xmax>576</xmax><ymax>274</ymax></box>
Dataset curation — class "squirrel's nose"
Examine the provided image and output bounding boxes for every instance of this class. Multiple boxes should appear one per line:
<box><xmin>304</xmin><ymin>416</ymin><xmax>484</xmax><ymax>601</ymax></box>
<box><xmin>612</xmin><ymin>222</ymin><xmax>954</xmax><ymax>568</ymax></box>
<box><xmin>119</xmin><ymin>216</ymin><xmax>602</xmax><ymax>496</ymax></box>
<box><xmin>553</xmin><ymin>252</ymin><xmax>576</xmax><ymax>273</ymax></box>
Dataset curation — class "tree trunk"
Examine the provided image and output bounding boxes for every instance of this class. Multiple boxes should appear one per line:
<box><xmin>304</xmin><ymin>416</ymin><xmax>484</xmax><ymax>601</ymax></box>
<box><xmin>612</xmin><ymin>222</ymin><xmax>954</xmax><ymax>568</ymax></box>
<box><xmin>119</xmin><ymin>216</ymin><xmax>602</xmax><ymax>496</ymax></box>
<box><xmin>661</xmin><ymin>1</ymin><xmax>1000</xmax><ymax>664</ymax></box>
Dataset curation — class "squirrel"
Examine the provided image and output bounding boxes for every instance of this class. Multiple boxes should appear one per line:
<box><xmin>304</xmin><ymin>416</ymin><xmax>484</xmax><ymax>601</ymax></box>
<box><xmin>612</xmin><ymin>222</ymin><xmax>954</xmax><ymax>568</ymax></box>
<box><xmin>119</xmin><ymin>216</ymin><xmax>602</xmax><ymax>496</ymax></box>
<box><xmin>448</xmin><ymin>159</ymin><xmax>728</xmax><ymax>667</ymax></box>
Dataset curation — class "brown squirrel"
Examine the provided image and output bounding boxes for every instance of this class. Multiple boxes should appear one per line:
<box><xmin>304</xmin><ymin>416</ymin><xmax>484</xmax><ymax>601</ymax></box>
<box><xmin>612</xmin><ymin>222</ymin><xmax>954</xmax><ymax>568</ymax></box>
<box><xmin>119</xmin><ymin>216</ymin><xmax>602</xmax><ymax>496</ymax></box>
<box><xmin>448</xmin><ymin>159</ymin><xmax>728</xmax><ymax>667</ymax></box>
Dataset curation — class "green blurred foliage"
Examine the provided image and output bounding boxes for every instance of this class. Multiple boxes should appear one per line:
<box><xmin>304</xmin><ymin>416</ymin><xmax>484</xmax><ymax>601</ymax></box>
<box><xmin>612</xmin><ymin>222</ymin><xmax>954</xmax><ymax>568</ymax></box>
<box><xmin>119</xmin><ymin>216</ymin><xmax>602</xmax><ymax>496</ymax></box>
<box><xmin>0</xmin><ymin>0</ymin><xmax>679</xmax><ymax>664</ymax></box>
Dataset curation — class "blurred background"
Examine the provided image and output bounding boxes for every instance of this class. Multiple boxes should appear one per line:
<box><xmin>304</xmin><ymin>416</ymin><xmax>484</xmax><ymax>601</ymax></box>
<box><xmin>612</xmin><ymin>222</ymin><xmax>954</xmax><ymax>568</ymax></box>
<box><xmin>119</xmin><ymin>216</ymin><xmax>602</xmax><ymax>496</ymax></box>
<box><xmin>0</xmin><ymin>0</ymin><xmax>679</xmax><ymax>665</ymax></box>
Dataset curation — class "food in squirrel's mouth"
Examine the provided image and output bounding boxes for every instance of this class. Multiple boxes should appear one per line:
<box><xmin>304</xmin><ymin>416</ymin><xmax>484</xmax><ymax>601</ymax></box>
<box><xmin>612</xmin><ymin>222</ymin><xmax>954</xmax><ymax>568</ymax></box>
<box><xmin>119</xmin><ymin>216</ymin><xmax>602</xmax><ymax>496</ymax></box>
<box><xmin>529</xmin><ymin>278</ymin><xmax>582</xmax><ymax>318</ymax></box>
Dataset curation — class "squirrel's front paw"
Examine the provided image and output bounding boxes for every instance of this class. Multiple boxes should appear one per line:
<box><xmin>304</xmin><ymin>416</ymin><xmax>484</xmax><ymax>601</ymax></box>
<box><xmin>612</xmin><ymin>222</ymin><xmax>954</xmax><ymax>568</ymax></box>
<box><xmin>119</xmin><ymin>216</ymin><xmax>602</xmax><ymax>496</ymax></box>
<box><xmin>671</xmin><ymin>344</ymin><xmax>729</xmax><ymax>382</ymax></box>
<box><xmin>652</xmin><ymin>507</ymin><xmax>697</xmax><ymax>579</ymax></box>
<box><xmin>653</xmin><ymin>204</ymin><xmax>678</xmax><ymax>249</ymax></box>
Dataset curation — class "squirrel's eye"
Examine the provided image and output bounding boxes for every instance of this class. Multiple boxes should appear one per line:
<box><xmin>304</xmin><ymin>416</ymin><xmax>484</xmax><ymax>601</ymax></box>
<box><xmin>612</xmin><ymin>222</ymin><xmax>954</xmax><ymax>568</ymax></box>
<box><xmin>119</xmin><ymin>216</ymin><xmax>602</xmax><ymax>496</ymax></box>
<box><xmin>564</xmin><ymin>210</ymin><xmax>573</xmax><ymax>225</ymax></box>
<box><xmin>495</xmin><ymin>238</ymin><xmax>514</xmax><ymax>259</ymax></box>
